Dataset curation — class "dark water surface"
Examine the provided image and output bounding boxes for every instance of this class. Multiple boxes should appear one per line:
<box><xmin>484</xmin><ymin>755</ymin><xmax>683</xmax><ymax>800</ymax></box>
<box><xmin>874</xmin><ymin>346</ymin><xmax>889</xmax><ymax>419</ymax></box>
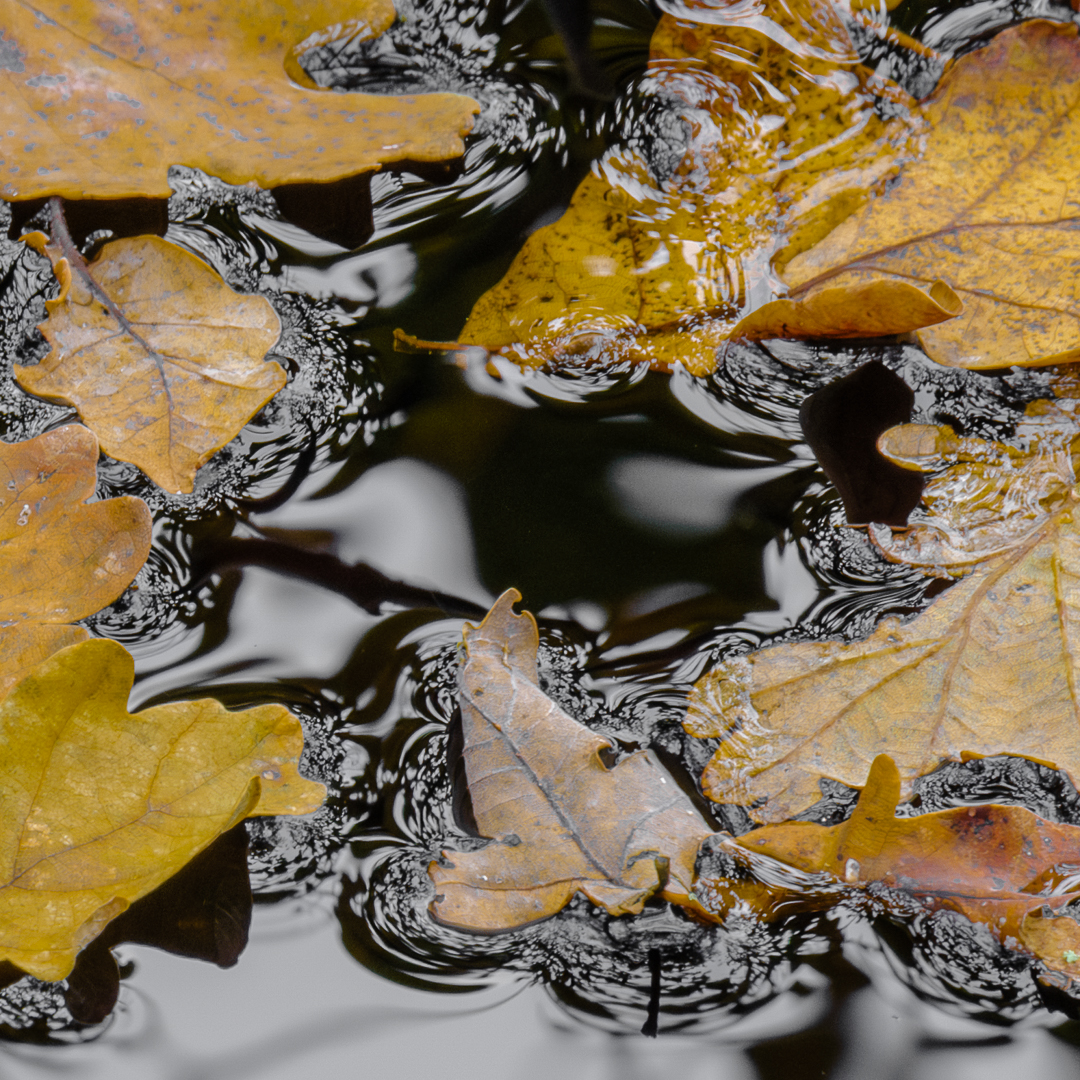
<box><xmin>4</xmin><ymin>0</ymin><xmax>1080</xmax><ymax>1074</ymax></box>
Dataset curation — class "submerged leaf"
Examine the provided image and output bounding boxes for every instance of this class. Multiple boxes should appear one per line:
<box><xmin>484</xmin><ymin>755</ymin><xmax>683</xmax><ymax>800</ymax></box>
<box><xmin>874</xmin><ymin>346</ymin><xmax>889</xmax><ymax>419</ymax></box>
<box><xmin>690</xmin><ymin>756</ymin><xmax>1080</xmax><ymax>982</ymax></box>
<box><xmin>0</xmin><ymin>0</ymin><xmax>478</xmax><ymax>201</ymax></box>
<box><xmin>684</xmin><ymin>403</ymin><xmax>1080</xmax><ymax>822</ymax></box>
<box><xmin>0</xmin><ymin>425</ymin><xmax>150</xmax><ymax>697</ymax></box>
<box><xmin>454</xmin><ymin>0</ymin><xmax>918</xmax><ymax>375</ymax></box>
<box><xmin>753</xmin><ymin>20</ymin><xmax>1080</xmax><ymax>368</ymax></box>
<box><xmin>17</xmin><ymin>232</ymin><xmax>284</xmax><ymax>494</ymax></box>
<box><xmin>429</xmin><ymin>590</ymin><xmax>713</xmax><ymax>932</ymax></box>
<box><xmin>0</xmin><ymin>638</ymin><xmax>324</xmax><ymax>982</ymax></box>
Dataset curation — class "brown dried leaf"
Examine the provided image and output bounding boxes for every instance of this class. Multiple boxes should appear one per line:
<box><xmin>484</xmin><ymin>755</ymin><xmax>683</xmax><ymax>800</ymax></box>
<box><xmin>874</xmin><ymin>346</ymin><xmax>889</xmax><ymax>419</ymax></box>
<box><xmin>16</xmin><ymin>232</ymin><xmax>284</xmax><ymax>494</ymax></box>
<box><xmin>0</xmin><ymin>0</ymin><xmax>478</xmax><ymax>201</ymax></box>
<box><xmin>689</xmin><ymin>755</ymin><xmax>1080</xmax><ymax>982</ymax></box>
<box><xmin>429</xmin><ymin>590</ymin><xmax>713</xmax><ymax>932</ymax></box>
<box><xmin>0</xmin><ymin>425</ymin><xmax>150</xmax><ymax>698</ymax></box>
<box><xmin>685</xmin><ymin>404</ymin><xmax>1080</xmax><ymax>822</ymax></box>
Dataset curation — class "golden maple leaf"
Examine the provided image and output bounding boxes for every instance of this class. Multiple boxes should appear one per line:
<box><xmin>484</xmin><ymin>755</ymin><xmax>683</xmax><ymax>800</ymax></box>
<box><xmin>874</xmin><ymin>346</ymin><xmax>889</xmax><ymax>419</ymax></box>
<box><xmin>0</xmin><ymin>425</ymin><xmax>150</xmax><ymax>697</ymax></box>
<box><xmin>0</xmin><ymin>637</ymin><xmax>325</xmax><ymax>982</ymax></box>
<box><xmin>684</xmin><ymin>398</ymin><xmax>1080</xmax><ymax>823</ymax></box>
<box><xmin>429</xmin><ymin>590</ymin><xmax>713</xmax><ymax>932</ymax></box>
<box><xmin>740</xmin><ymin>20</ymin><xmax>1080</xmax><ymax>368</ymax></box>
<box><xmin>454</xmin><ymin>0</ymin><xmax>922</xmax><ymax>376</ymax></box>
<box><xmin>0</xmin><ymin>0</ymin><xmax>478</xmax><ymax>201</ymax></box>
<box><xmin>17</xmin><ymin>230</ymin><xmax>285</xmax><ymax>494</ymax></box>
<box><xmin>690</xmin><ymin>755</ymin><xmax>1080</xmax><ymax>983</ymax></box>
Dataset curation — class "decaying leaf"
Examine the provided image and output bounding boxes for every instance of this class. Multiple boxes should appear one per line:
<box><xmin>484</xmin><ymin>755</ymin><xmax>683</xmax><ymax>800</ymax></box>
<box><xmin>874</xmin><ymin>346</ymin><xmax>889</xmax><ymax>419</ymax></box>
<box><xmin>453</xmin><ymin>0</ymin><xmax>920</xmax><ymax>375</ymax></box>
<box><xmin>689</xmin><ymin>756</ymin><xmax>1080</xmax><ymax>982</ymax></box>
<box><xmin>0</xmin><ymin>637</ymin><xmax>325</xmax><ymax>982</ymax></box>
<box><xmin>0</xmin><ymin>0</ymin><xmax>478</xmax><ymax>201</ymax></box>
<box><xmin>429</xmin><ymin>589</ymin><xmax>713</xmax><ymax>932</ymax></box>
<box><xmin>745</xmin><ymin>20</ymin><xmax>1080</xmax><ymax>369</ymax></box>
<box><xmin>684</xmin><ymin>402</ymin><xmax>1080</xmax><ymax>823</ymax></box>
<box><xmin>0</xmin><ymin>425</ymin><xmax>150</xmax><ymax>698</ymax></box>
<box><xmin>17</xmin><ymin>231</ymin><xmax>284</xmax><ymax>494</ymax></box>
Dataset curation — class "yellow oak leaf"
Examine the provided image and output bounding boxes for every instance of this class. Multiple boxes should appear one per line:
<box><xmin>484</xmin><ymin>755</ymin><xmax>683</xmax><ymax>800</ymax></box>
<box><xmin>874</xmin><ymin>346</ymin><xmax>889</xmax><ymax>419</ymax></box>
<box><xmin>0</xmin><ymin>637</ymin><xmax>325</xmax><ymax>982</ymax></box>
<box><xmin>689</xmin><ymin>756</ymin><xmax>1080</xmax><ymax>983</ymax></box>
<box><xmin>16</xmin><ymin>229</ymin><xmax>284</xmax><ymax>494</ymax></box>
<box><xmin>743</xmin><ymin>20</ymin><xmax>1080</xmax><ymax>368</ymax></box>
<box><xmin>0</xmin><ymin>0</ymin><xmax>478</xmax><ymax>201</ymax></box>
<box><xmin>429</xmin><ymin>590</ymin><xmax>713</xmax><ymax>932</ymax></box>
<box><xmin>0</xmin><ymin>425</ymin><xmax>150</xmax><ymax>698</ymax></box>
<box><xmin>683</xmin><ymin>402</ymin><xmax>1080</xmax><ymax>823</ymax></box>
<box><xmin>454</xmin><ymin>0</ymin><xmax>920</xmax><ymax>376</ymax></box>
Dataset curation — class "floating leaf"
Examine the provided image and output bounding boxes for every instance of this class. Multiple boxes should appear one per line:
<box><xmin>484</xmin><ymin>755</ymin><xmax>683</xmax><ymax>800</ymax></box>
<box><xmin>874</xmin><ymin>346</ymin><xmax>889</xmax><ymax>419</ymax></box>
<box><xmin>0</xmin><ymin>0</ymin><xmax>478</xmax><ymax>201</ymax></box>
<box><xmin>452</xmin><ymin>0</ymin><xmax>919</xmax><ymax>375</ymax></box>
<box><xmin>746</xmin><ymin>20</ymin><xmax>1080</xmax><ymax>368</ymax></box>
<box><xmin>17</xmin><ymin>231</ymin><xmax>285</xmax><ymax>494</ymax></box>
<box><xmin>429</xmin><ymin>590</ymin><xmax>713</xmax><ymax>932</ymax></box>
<box><xmin>684</xmin><ymin>404</ymin><xmax>1080</xmax><ymax>823</ymax></box>
<box><xmin>0</xmin><ymin>637</ymin><xmax>324</xmax><ymax>982</ymax></box>
<box><xmin>690</xmin><ymin>756</ymin><xmax>1080</xmax><ymax>983</ymax></box>
<box><xmin>0</xmin><ymin>425</ymin><xmax>150</xmax><ymax>698</ymax></box>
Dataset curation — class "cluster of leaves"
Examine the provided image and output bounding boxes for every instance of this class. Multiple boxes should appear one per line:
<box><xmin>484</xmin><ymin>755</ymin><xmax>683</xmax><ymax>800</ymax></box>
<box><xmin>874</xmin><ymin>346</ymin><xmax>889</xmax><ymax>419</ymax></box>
<box><xmin>446</xmin><ymin>12</ymin><xmax>1080</xmax><ymax>375</ymax></box>
<box><xmin>426</xmin><ymin>1</ymin><xmax>1080</xmax><ymax>1015</ymax></box>
<box><xmin>0</xmin><ymin>0</ymin><xmax>482</xmax><ymax>1007</ymax></box>
<box><xmin>2</xmin><ymin>0</ymin><xmax>478</xmax><ymax>493</ymax></box>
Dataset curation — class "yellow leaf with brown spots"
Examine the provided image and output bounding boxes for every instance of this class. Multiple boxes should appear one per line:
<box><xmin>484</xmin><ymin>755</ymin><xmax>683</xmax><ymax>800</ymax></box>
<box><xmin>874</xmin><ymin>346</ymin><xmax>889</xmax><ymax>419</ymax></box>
<box><xmin>0</xmin><ymin>0</ymin><xmax>478</xmax><ymax>201</ymax></box>
<box><xmin>17</xmin><ymin>228</ymin><xmax>284</xmax><ymax>494</ymax></box>
<box><xmin>455</xmin><ymin>0</ymin><xmax>920</xmax><ymax>375</ymax></box>
<box><xmin>0</xmin><ymin>424</ymin><xmax>150</xmax><ymax>699</ymax></box>
<box><xmin>0</xmin><ymin>637</ymin><xmax>325</xmax><ymax>982</ymax></box>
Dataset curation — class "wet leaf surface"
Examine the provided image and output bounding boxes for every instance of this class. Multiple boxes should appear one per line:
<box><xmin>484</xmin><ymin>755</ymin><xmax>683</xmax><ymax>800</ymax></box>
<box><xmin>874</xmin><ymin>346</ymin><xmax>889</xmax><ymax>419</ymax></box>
<box><xmin>0</xmin><ymin>0</ymin><xmax>479</xmax><ymax>201</ymax></box>
<box><xmin>17</xmin><ymin>228</ymin><xmax>285</xmax><ymax>493</ymax></box>
<box><xmin>0</xmin><ymin>637</ymin><xmax>324</xmax><ymax>982</ymax></box>
<box><xmin>430</xmin><ymin>590</ymin><xmax>713</xmax><ymax>932</ymax></box>
<box><xmin>0</xmin><ymin>425</ymin><xmax>149</xmax><ymax>698</ymax></box>
<box><xmin>691</xmin><ymin>755</ymin><xmax>1080</xmax><ymax>983</ymax></box>
<box><xmin>760</xmin><ymin>20</ymin><xmax>1080</xmax><ymax>369</ymax></box>
<box><xmin>455</xmin><ymin>0</ymin><xmax>918</xmax><ymax>374</ymax></box>
<box><xmin>685</xmin><ymin>399</ymin><xmax>1080</xmax><ymax>823</ymax></box>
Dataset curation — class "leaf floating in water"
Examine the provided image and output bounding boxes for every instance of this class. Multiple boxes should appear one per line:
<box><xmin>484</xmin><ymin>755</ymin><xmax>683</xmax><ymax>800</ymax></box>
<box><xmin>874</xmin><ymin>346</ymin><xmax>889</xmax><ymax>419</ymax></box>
<box><xmin>452</xmin><ymin>0</ymin><xmax>920</xmax><ymax>375</ymax></box>
<box><xmin>755</xmin><ymin>20</ymin><xmax>1080</xmax><ymax>369</ymax></box>
<box><xmin>0</xmin><ymin>638</ymin><xmax>325</xmax><ymax>982</ymax></box>
<box><xmin>429</xmin><ymin>589</ymin><xmax>713</xmax><ymax>932</ymax></box>
<box><xmin>17</xmin><ymin>230</ymin><xmax>285</xmax><ymax>494</ymax></box>
<box><xmin>684</xmin><ymin>401</ymin><xmax>1080</xmax><ymax>822</ymax></box>
<box><xmin>690</xmin><ymin>756</ymin><xmax>1080</xmax><ymax>985</ymax></box>
<box><xmin>0</xmin><ymin>425</ymin><xmax>150</xmax><ymax>699</ymax></box>
<box><xmin>0</xmin><ymin>0</ymin><xmax>478</xmax><ymax>201</ymax></box>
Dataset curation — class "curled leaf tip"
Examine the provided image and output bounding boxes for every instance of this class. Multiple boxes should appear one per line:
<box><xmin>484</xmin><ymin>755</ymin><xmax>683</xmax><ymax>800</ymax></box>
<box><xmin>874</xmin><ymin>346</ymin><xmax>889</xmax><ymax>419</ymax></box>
<box><xmin>463</xmin><ymin>589</ymin><xmax>538</xmax><ymax>666</ymax></box>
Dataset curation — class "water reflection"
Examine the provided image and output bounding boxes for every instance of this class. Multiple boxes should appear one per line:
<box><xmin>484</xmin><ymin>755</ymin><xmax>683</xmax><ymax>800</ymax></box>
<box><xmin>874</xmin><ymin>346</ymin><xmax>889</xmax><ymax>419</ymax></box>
<box><xmin>255</xmin><ymin>459</ymin><xmax>491</xmax><ymax>606</ymax></box>
<box><xmin>607</xmin><ymin>455</ymin><xmax>798</xmax><ymax>538</ymax></box>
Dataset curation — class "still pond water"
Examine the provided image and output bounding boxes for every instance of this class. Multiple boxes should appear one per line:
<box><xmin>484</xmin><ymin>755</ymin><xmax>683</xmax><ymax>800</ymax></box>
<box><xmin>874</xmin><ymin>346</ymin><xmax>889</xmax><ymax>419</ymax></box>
<box><xmin>3</xmin><ymin>0</ymin><xmax>1080</xmax><ymax>1075</ymax></box>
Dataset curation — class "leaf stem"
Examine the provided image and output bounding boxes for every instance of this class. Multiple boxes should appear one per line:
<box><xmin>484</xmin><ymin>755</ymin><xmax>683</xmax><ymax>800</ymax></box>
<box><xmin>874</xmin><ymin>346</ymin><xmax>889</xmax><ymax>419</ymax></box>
<box><xmin>47</xmin><ymin>197</ymin><xmax>89</xmax><ymax>279</ymax></box>
<box><xmin>48</xmin><ymin>197</ymin><xmax>131</xmax><ymax>327</ymax></box>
